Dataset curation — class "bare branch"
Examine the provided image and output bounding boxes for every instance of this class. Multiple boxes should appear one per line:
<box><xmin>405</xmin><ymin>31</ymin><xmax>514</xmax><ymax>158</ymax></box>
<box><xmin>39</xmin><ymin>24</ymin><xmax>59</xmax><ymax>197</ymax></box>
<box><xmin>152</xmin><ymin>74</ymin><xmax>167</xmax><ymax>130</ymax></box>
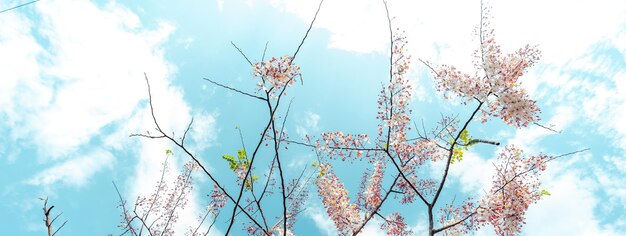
<box><xmin>464</xmin><ymin>139</ymin><xmax>500</xmax><ymax>146</ymax></box>
<box><xmin>353</xmin><ymin>174</ymin><xmax>401</xmax><ymax>235</ymax></box>
<box><xmin>134</xmin><ymin>74</ymin><xmax>269</xmax><ymax>235</ymax></box>
<box><xmin>181</xmin><ymin>118</ymin><xmax>194</xmax><ymax>146</ymax></box>
<box><xmin>262</xmin><ymin>41</ymin><xmax>269</xmax><ymax>62</ymax></box>
<box><xmin>231</xmin><ymin>41</ymin><xmax>254</xmax><ymax>66</ymax></box>
<box><xmin>41</xmin><ymin>197</ymin><xmax>67</xmax><ymax>236</ymax></box>
<box><xmin>291</xmin><ymin>0</ymin><xmax>324</xmax><ymax>63</ymax></box>
<box><xmin>52</xmin><ymin>220</ymin><xmax>68</xmax><ymax>236</ymax></box>
<box><xmin>533</xmin><ymin>122</ymin><xmax>562</xmax><ymax>133</ymax></box>
<box><xmin>203</xmin><ymin>78</ymin><xmax>266</xmax><ymax>101</ymax></box>
<box><xmin>0</xmin><ymin>0</ymin><xmax>40</xmax><ymax>14</ymax></box>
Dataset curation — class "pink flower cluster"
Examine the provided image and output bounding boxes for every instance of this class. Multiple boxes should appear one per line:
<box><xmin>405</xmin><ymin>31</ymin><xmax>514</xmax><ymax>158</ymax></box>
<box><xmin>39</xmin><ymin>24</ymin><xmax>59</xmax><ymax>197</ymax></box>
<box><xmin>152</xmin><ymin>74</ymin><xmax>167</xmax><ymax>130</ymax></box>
<box><xmin>316</xmin><ymin>132</ymin><xmax>371</xmax><ymax>161</ymax></box>
<box><xmin>377</xmin><ymin>32</ymin><xmax>413</xmax><ymax>146</ymax></box>
<box><xmin>380</xmin><ymin>212</ymin><xmax>412</xmax><ymax>236</ymax></box>
<box><xmin>315</xmin><ymin>163</ymin><xmax>362</xmax><ymax>235</ymax></box>
<box><xmin>438</xmin><ymin>199</ymin><xmax>482</xmax><ymax>236</ymax></box>
<box><xmin>123</xmin><ymin>160</ymin><xmax>198</xmax><ymax>236</ymax></box>
<box><xmin>477</xmin><ymin>145</ymin><xmax>550</xmax><ymax>235</ymax></box>
<box><xmin>363</xmin><ymin>160</ymin><xmax>386</xmax><ymax>209</ymax></box>
<box><xmin>209</xmin><ymin>184</ymin><xmax>226</xmax><ymax>210</ymax></box>
<box><xmin>394</xmin><ymin>176</ymin><xmax>437</xmax><ymax>204</ymax></box>
<box><xmin>431</xmin><ymin>14</ymin><xmax>541</xmax><ymax>127</ymax></box>
<box><xmin>253</xmin><ymin>55</ymin><xmax>301</xmax><ymax>99</ymax></box>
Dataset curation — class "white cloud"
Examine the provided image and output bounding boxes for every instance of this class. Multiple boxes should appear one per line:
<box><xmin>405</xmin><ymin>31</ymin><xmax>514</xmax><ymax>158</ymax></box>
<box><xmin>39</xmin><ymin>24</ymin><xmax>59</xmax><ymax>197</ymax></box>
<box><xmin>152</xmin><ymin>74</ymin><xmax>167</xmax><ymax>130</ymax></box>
<box><xmin>0</xmin><ymin>7</ymin><xmax>50</xmax><ymax>134</ymax></box>
<box><xmin>580</xmin><ymin>71</ymin><xmax>626</xmax><ymax>149</ymax></box>
<box><xmin>307</xmin><ymin>206</ymin><xmax>338</xmax><ymax>235</ymax></box>
<box><xmin>305</xmin><ymin>111</ymin><xmax>320</xmax><ymax>128</ymax></box>
<box><xmin>268</xmin><ymin>0</ymin><xmax>626</xmax><ymax>102</ymax></box>
<box><xmin>0</xmin><ymin>0</ymin><xmax>176</xmax><ymax>160</ymax></box>
<box><xmin>592</xmin><ymin>155</ymin><xmax>626</xmax><ymax>215</ymax></box>
<box><xmin>524</xmin><ymin>171</ymin><xmax>622</xmax><ymax>236</ymax></box>
<box><xmin>295</xmin><ymin>111</ymin><xmax>320</xmax><ymax>138</ymax></box>
<box><xmin>1</xmin><ymin>0</ymin><xmax>221</xmax><ymax>233</ymax></box>
<box><xmin>217</xmin><ymin>0</ymin><xmax>225</xmax><ymax>11</ymax></box>
<box><xmin>0</xmin><ymin>0</ymin><xmax>175</xmax><ymax>191</ymax></box>
<box><xmin>270</xmin><ymin>0</ymin><xmax>389</xmax><ymax>54</ymax></box>
<box><xmin>489</xmin><ymin>0</ymin><xmax>626</xmax><ymax>66</ymax></box>
<box><xmin>190</xmin><ymin>111</ymin><xmax>219</xmax><ymax>151</ymax></box>
<box><xmin>27</xmin><ymin>149</ymin><xmax>114</xmax><ymax>187</ymax></box>
<box><xmin>307</xmin><ymin>204</ymin><xmax>407</xmax><ymax>236</ymax></box>
<box><xmin>507</xmin><ymin>105</ymin><xmax>576</xmax><ymax>151</ymax></box>
<box><xmin>448</xmin><ymin>151</ymin><xmax>493</xmax><ymax>194</ymax></box>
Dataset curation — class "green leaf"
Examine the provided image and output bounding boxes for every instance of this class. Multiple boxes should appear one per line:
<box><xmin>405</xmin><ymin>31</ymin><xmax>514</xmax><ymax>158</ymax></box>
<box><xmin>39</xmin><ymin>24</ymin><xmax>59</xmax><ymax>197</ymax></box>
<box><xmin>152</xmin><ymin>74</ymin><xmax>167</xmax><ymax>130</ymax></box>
<box><xmin>540</xmin><ymin>189</ymin><xmax>551</xmax><ymax>196</ymax></box>
<box><xmin>450</xmin><ymin>147</ymin><xmax>464</xmax><ymax>164</ymax></box>
<box><xmin>235</xmin><ymin>125</ymin><xmax>240</xmax><ymax>129</ymax></box>
<box><xmin>222</xmin><ymin>154</ymin><xmax>238</xmax><ymax>171</ymax></box>
<box><xmin>245</xmin><ymin>174</ymin><xmax>260</xmax><ymax>190</ymax></box>
<box><xmin>165</xmin><ymin>149</ymin><xmax>173</xmax><ymax>155</ymax></box>
<box><xmin>237</xmin><ymin>149</ymin><xmax>247</xmax><ymax>160</ymax></box>
<box><xmin>314</xmin><ymin>164</ymin><xmax>326</xmax><ymax>178</ymax></box>
<box><xmin>459</xmin><ymin>129</ymin><xmax>469</xmax><ymax>143</ymax></box>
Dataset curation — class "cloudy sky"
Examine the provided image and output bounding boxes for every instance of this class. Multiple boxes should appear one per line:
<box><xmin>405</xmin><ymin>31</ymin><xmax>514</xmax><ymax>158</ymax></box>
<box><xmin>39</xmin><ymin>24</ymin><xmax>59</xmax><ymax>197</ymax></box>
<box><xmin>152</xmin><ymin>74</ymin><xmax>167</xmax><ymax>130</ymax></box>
<box><xmin>0</xmin><ymin>0</ymin><xmax>624</xmax><ymax>235</ymax></box>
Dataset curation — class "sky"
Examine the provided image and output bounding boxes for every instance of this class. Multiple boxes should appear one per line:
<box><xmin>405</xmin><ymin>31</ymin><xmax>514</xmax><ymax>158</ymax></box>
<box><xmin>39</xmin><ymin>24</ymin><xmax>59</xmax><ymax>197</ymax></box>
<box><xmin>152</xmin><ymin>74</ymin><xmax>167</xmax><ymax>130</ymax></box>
<box><xmin>0</xmin><ymin>0</ymin><xmax>625</xmax><ymax>235</ymax></box>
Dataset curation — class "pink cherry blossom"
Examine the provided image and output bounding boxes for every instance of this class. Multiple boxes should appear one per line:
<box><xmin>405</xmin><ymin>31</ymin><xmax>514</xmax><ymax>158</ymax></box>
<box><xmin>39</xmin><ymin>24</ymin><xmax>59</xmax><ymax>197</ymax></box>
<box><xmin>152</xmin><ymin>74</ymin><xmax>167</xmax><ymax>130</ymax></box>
<box><xmin>315</xmin><ymin>163</ymin><xmax>362</xmax><ymax>235</ymax></box>
<box><xmin>377</xmin><ymin>32</ymin><xmax>413</xmax><ymax>146</ymax></box>
<box><xmin>477</xmin><ymin>145</ymin><xmax>551</xmax><ymax>236</ymax></box>
<box><xmin>363</xmin><ymin>160</ymin><xmax>386</xmax><ymax>209</ymax></box>
<box><xmin>430</xmin><ymin>9</ymin><xmax>542</xmax><ymax>128</ymax></box>
<box><xmin>253</xmin><ymin>55</ymin><xmax>301</xmax><ymax>99</ymax></box>
<box><xmin>380</xmin><ymin>212</ymin><xmax>412</xmax><ymax>236</ymax></box>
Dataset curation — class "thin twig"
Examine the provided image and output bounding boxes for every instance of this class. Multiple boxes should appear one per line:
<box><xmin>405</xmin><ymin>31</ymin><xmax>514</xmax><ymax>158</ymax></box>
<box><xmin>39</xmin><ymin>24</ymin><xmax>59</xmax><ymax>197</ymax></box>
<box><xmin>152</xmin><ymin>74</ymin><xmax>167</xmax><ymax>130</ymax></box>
<box><xmin>0</xmin><ymin>0</ymin><xmax>40</xmax><ymax>14</ymax></box>
<box><xmin>291</xmin><ymin>0</ymin><xmax>325</xmax><ymax>63</ymax></box>
<box><xmin>231</xmin><ymin>41</ymin><xmax>254</xmax><ymax>66</ymax></box>
<box><xmin>203</xmin><ymin>78</ymin><xmax>266</xmax><ymax>101</ymax></box>
<box><xmin>283</xmin><ymin>139</ymin><xmax>384</xmax><ymax>152</ymax></box>
<box><xmin>262</xmin><ymin>41</ymin><xmax>269</xmax><ymax>62</ymax></box>
<box><xmin>134</xmin><ymin>74</ymin><xmax>269</xmax><ymax>235</ymax></box>
<box><xmin>429</xmin><ymin>101</ymin><xmax>484</xmax><ymax>235</ymax></box>
<box><xmin>533</xmin><ymin>122</ymin><xmax>561</xmax><ymax>133</ymax></box>
<box><xmin>353</xmin><ymin>174</ymin><xmax>401</xmax><ymax>235</ymax></box>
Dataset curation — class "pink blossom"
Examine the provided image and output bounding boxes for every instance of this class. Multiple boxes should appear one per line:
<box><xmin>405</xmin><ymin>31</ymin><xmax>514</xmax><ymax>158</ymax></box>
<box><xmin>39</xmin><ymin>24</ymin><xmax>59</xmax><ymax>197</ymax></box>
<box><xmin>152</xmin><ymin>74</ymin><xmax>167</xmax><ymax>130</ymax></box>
<box><xmin>377</xmin><ymin>32</ymin><xmax>413</xmax><ymax>146</ymax></box>
<box><xmin>430</xmin><ymin>12</ymin><xmax>542</xmax><ymax>128</ymax></box>
<box><xmin>316</xmin><ymin>132</ymin><xmax>371</xmax><ymax>161</ymax></box>
<box><xmin>380</xmin><ymin>212</ymin><xmax>412</xmax><ymax>236</ymax></box>
<box><xmin>315</xmin><ymin>163</ymin><xmax>362</xmax><ymax>235</ymax></box>
<box><xmin>477</xmin><ymin>145</ymin><xmax>551</xmax><ymax>235</ymax></box>
<box><xmin>363</xmin><ymin>160</ymin><xmax>386</xmax><ymax>209</ymax></box>
<box><xmin>438</xmin><ymin>199</ymin><xmax>482</xmax><ymax>235</ymax></box>
<box><xmin>253</xmin><ymin>55</ymin><xmax>301</xmax><ymax>99</ymax></box>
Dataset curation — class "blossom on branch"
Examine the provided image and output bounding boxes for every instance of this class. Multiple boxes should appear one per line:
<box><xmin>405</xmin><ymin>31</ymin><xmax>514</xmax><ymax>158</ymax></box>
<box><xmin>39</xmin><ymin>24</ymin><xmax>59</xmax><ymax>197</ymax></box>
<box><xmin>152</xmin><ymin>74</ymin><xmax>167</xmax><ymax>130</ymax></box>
<box><xmin>316</xmin><ymin>132</ymin><xmax>372</xmax><ymax>161</ymax></box>
<box><xmin>438</xmin><ymin>199</ymin><xmax>482</xmax><ymax>236</ymax></box>
<box><xmin>363</xmin><ymin>160</ymin><xmax>386</xmax><ymax>209</ymax></box>
<box><xmin>380</xmin><ymin>212</ymin><xmax>412</xmax><ymax>236</ymax></box>
<box><xmin>431</xmin><ymin>8</ymin><xmax>541</xmax><ymax>128</ymax></box>
<box><xmin>477</xmin><ymin>145</ymin><xmax>551</xmax><ymax>235</ymax></box>
<box><xmin>253</xmin><ymin>55</ymin><xmax>301</xmax><ymax>99</ymax></box>
<box><xmin>377</xmin><ymin>32</ymin><xmax>413</xmax><ymax>146</ymax></box>
<box><xmin>315</xmin><ymin>163</ymin><xmax>362</xmax><ymax>235</ymax></box>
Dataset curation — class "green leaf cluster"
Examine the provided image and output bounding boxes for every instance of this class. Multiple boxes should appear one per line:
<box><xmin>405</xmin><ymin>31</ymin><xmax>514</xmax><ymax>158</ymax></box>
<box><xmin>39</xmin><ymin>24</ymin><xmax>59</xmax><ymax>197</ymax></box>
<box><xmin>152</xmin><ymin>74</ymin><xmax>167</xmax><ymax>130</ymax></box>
<box><xmin>540</xmin><ymin>189</ymin><xmax>551</xmax><ymax>196</ymax></box>
<box><xmin>311</xmin><ymin>162</ymin><xmax>325</xmax><ymax>178</ymax></box>
<box><xmin>222</xmin><ymin>149</ymin><xmax>250</xmax><ymax>171</ymax></box>
<box><xmin>222</xmin><ymin>149</ymin><xmax>259</xmax><ymax>190</ymax></box>
<box><xmin>450</xmin><ymin>129</ymin><xmax>473</xmax><ymax>164</ymax></box>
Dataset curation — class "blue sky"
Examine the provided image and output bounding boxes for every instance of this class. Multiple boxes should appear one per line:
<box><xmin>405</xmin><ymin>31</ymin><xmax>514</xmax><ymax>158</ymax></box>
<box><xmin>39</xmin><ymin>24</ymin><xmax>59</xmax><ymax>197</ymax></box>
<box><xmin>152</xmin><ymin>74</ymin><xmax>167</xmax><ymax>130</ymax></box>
<box><xmin>0</xmin><ymin>0</ymin><xmax>625</xmax><ymax>235</ymax></box>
